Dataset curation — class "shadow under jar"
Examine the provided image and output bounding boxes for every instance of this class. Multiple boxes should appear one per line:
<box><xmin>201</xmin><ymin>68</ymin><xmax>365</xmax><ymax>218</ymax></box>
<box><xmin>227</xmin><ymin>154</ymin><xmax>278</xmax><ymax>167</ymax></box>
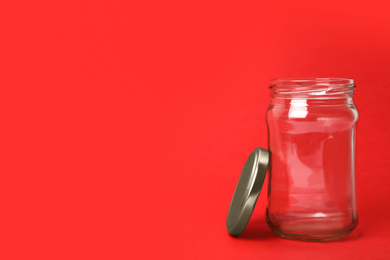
<box><xmin>265</xmin><ymin>78</ymin><xmax>359</xmax><ymax>241</ymax></box>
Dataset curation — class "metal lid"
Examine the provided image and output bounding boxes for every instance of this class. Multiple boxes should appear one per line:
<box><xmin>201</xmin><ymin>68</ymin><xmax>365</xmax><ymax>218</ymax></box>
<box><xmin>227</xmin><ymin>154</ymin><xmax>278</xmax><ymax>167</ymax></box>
<box><xmin>226</xmin><ymin>147</ymin><xmax>269</xmax><ymax>236</ymax></box>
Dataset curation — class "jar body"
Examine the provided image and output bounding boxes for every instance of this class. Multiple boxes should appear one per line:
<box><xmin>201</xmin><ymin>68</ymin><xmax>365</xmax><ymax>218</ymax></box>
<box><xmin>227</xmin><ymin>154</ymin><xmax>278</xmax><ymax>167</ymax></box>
<box><xmin>265</xmin><ymin>79</ymin><xmax>359</xmax><ymax>241</ymax></box>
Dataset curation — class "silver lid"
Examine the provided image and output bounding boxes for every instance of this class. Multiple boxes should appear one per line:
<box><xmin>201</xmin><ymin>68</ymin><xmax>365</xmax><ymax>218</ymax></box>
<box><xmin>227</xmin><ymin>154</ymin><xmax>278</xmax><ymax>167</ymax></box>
<box><xmin>226</xmin><ymin>147</ymin><xmax>269</xmax><ymax>236</ymax></box>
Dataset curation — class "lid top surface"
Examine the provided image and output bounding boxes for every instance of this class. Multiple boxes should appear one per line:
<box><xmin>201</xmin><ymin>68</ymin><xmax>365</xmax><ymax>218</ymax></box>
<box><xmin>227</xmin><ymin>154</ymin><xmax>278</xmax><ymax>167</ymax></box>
<box><xmin>226</xmin><ymin>147</ymin><xmax>269</xmax><ymax>237</ymax></box>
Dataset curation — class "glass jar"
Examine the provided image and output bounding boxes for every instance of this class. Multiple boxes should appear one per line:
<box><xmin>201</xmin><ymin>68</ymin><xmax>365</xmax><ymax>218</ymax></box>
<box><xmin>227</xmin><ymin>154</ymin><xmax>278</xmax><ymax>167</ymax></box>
<box><xmin>265</xmin><ymin>78</ymin><xmax>359</xmax><ymax>241</ymax></box>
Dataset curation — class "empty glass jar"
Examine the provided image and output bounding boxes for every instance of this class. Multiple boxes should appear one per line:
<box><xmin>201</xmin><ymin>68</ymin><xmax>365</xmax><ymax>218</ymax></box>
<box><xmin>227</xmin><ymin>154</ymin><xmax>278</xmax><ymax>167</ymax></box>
<box><xmin>265</xmin><ymin>78</ymin><xmax>359</xmax><ymax>241</ymax></box>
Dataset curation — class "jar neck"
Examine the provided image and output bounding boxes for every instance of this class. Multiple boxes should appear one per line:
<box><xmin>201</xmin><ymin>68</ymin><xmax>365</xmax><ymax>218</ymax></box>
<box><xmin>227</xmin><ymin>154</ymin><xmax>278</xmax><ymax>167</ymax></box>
<box><xmin>269</xmin><ymin>78</ymin><xmax>355</xmax><ymax>99</ymax></box>
<box><xmin>269</xmin><ymin>96</ymin><xmax>355</xmax><ymax>107</ymax></box>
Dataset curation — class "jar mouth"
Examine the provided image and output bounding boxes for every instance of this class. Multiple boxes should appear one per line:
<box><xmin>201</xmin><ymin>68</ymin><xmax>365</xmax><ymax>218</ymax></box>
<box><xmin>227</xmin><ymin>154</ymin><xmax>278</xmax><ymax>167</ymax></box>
<box><xmin>269</xmin><ymin>78</ymin><xmax>355</xmax><ymax>99</ymax></box>
<box><xmin>270</xmin><ymin>78</ymin><xmax>354</xmax><ymax>86</ymax></box>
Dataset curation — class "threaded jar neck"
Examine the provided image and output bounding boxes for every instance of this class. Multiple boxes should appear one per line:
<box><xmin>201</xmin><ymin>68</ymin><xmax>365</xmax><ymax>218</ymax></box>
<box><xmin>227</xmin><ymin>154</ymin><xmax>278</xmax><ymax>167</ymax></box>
<box><xmin>269</xmin><ymin>78</ymin><xmax>355</xmax><ymax>99</ymax></box>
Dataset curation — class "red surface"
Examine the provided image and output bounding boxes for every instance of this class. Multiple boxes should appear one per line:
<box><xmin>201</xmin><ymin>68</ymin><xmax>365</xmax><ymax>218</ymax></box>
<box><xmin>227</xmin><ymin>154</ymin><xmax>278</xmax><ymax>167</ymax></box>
<box><xmin>1</xmin><ymin>0</ymin><xmax>390</xmax><ymax>259</ymax></box>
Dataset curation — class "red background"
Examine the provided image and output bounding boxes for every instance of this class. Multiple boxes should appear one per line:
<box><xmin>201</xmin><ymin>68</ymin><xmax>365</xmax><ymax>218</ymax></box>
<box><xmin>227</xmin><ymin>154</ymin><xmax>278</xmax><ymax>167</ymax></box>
<box><xmin>1</xmin><ymin>0</ymin><xmax>390</xmax><ymax>259</ymax></box>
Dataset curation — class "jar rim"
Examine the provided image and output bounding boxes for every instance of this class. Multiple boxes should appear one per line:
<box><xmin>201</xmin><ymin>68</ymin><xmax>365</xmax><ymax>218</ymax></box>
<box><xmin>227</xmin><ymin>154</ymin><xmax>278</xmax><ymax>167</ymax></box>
<box><xmin>269</xmin><ymin>78</ymin><xmax>355</xmax><ymax>99</ymax></box>
<box><xmin>270</xmin><ymin>78</ymin><xmax>354</xmax><ymax>86</ymax></box>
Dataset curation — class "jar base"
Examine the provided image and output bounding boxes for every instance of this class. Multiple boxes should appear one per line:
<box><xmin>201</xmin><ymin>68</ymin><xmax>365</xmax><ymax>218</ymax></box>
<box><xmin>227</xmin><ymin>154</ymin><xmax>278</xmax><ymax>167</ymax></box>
<box><xmin>266</xmin><ymin>210</ymin><xmax>358</xmax><ymax>241</ymax></box>
<box><xmin>270</xmin><ymin>228</ymin><xmax>354</xmax><ymax>241</ymax></box>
